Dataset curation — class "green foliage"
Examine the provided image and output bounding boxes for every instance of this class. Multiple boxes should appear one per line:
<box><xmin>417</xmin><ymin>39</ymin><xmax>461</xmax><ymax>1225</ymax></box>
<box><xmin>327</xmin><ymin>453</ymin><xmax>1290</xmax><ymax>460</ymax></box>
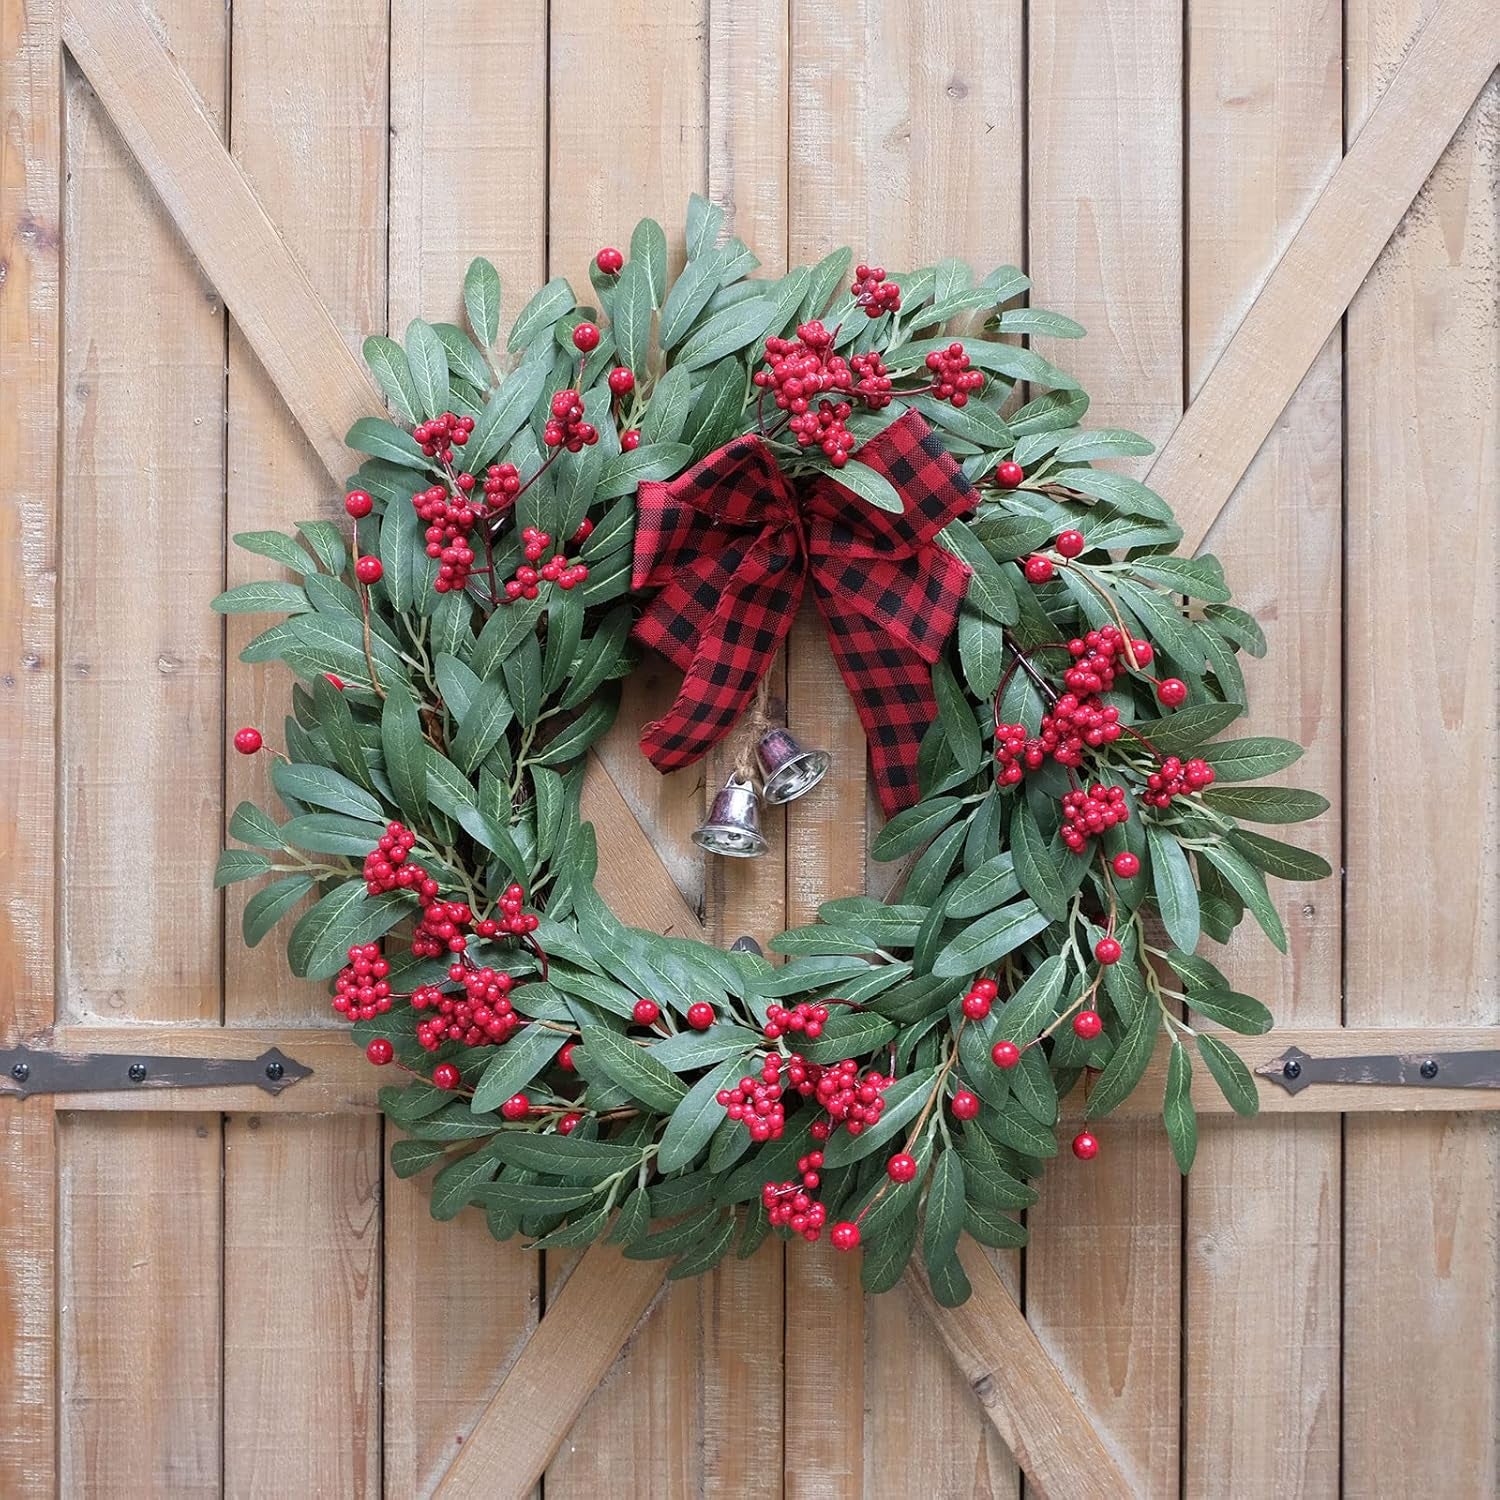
<box><xmin>215</xmin><ymin>209</ymin><xmax>1325</xmax><ymax>1302</ymax></box>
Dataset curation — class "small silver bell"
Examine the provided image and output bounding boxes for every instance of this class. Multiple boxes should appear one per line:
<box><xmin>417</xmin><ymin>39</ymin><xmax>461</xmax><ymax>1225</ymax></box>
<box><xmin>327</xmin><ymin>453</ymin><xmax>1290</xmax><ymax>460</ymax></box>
<box><xmin>755</xmin><ymin>726</ymin><xmax>832</xmax><ymax>805</ymax></box>
<box><xmin>692</xmin><ymin>774</ymin><xmax>768</xmax><ymax>858</ymax></box>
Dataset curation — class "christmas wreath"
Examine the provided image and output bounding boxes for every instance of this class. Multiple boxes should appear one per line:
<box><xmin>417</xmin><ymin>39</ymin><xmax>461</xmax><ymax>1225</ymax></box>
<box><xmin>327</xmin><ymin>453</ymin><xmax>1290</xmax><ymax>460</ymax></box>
<box><xmin>215</xmin><ymin>196</ymin><xmax>1328</xmax><ymax>1304</ymax></box>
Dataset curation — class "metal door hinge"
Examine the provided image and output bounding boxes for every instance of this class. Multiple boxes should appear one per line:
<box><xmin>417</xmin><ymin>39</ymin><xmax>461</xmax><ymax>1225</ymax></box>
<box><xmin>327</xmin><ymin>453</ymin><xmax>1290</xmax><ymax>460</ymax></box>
<box><xmin>0</xmin><ymin>1043</ymin><xmax>312</xmax><ymax>1098</ymax></box>
<box><xmin>1257</xmin><ymin>1044</ymin><xmax>1500</xmax><ymax>1095</ymax></box>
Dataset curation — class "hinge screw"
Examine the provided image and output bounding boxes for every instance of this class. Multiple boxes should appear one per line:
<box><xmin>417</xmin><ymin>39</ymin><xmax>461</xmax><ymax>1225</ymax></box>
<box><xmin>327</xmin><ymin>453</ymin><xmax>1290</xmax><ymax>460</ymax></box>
<box><xmin>127</xmin><ymin>1063</ymin><xmax>148</xmax><ymax>1082</ymax></box>
<box><xmin>1282</xmin><ymin>1059</ymin><xmax>1301</xmax><ymax>1080</ymax></box>
<box><xmin>1419</xmin><ymin>1059</ymin><xmax>1439</xmax><ymax>1080</ymax></box>
<box><xmin>265</xmin><ymin>1060</ymin><xmax>284</xmax><ymax>1082</ymax></box>
<box><xmin>11</xmin><ymin>1062</ymin><xmax>29</xmax><ymax>1082</ymax></box>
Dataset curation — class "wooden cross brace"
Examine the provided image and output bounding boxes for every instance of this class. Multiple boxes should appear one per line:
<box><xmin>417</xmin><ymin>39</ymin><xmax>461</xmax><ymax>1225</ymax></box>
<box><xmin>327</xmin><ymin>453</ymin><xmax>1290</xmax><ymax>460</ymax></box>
<box><xmin>15</xmin><ymin>0</ymin><xmax>1495</xmax><ymax>1494</ymax></box>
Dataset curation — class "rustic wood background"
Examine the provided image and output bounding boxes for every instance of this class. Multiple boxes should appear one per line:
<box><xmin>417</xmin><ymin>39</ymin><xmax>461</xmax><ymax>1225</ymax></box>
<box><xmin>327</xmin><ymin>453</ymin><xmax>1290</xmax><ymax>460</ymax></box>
<box><xmin>2</xmin><ymin>0</ymin><xmax>1496</xmax><ymax>1495</ymax></box>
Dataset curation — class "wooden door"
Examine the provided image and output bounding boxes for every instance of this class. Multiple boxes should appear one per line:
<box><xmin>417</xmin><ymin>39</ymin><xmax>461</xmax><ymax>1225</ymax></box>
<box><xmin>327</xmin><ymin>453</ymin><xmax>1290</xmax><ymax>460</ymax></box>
<box><xmin>2</xmin><ymin>0</ymin><xmax>1496</xmax><ymax>1495</ymax></box>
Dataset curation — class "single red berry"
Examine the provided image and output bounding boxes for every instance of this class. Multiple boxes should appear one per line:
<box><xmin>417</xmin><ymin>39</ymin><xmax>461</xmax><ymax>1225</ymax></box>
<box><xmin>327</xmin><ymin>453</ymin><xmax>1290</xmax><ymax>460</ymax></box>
<box><xmin>961</xmin><ymin>990</ymin><xmax>992</xmax><ymax>1020</ymax></box>
<box><xmin>950</xmin><ymin>1090</ymin><xmax>980</xmax><ymax>1121</ymax></box>
<box><xmin>355</xmin><ymin>555</ymin><xmax>383</xmax><ymax>585</ymax></box>
<box><xmin>607</xmin><ymin>366</ymin><xmax>635</xmax><ymax>396</ymax></box>
<box><xmin>621</xmin><ymin>428</ymin><xmax>641</xmax><ymax>450</ymax></box>
<box><xmin>687</xmin><ymin>1002</ymin><xmax>715</xmax><ymax>1031</ymax></box>
<box><xmin>365</xmin><ymin>1038</ymin><xmax>393</xmax><ymax>1066</ymax></box>
<box><xmin>572</xmin><ymin>322</ymin><xmax>600</xmax><ymax>353</ymax></box>
<box><xmin>991</xmin><ymin>1040</ymin><xmax>1021</xmax><ymax>1070</ymax></box>
<box><xmin>559</xmin><ymin>1041</ymin><xmax>578</xmax><ymax>1071</ymax></box>
<box><xmin>344</xmin><ymin>489</ymin><xmax>373</xmax><ymax>518</ymax></box>
<box><xmin>1055</xmin><ymin>529</ymin><xmax>1086</xmax><ymax>559</ymax></box>
<box><xmin>558</xmin><ymin>1110</ymin><xmax>583</xmax><ymax>1134</ymax></box>
<box><xmin>595</xmin><ymin>246</ymin><xmax>624</xmax><ymax>275</ymax></box>
<box><xmin>1130</xmin><ymin>639</ymin><xmax>1154</xmax><ymax>666</ymax></box>
<box><xmin>1094</xmin><ymin>938</ymin><xmax>1123</xmax><ymax>966</ymax></box>
<box><xmin>972</xmin><ymin>978</ymin><xmax>999</xmax><ymax>1000</ymax></box>
<box><xmin>1072</xmin><ymin>1130</ymin><xmax>1100</xmax><ymax>1161</ymax></box>
<box><xmin>1024</xmin><ymin>555</ymin><xmax>1055</xmax><ymax>585</ymax></box>
<box><xmin>1157</xmin><ymin>677</ymin><xmax>1188</xmax><ymax>707</ymax></box>
<box><xmin>996</xmin><ymin>460</ymin><xmax>1024</xmax><ymax>487</ymax></box>
<box><xmin>432</xmin><ymin>1063</ymin><xmax>460</xmax><ymax>1091</ymax></box>
<box><xmin>1112</xmin><ymin>851</ymin><xmax>1141</xmax><ymax>879</ymax></box>
<box><xmin>501</xmin><ymin>1093</ymin><xmax>530</xmax><ymax>1121</ymax></box>
<box><xmin>830</xmin><ymin>1221</ymin><xmax>861</xmax><ymax>1252</ymax></box>
<box><xmin>1073</xmin><ymin>1008</ymin><xmax>1104</xmax><ymax>1039</ymax></box>
<box><xmin>887</xmin><ymin>1152</ymin><xmax>918</xmax><ymax>1184</ymax></box>
<box><xmin>632</xmin><ymin>998</ymin><xmax>660</xmax><ymax>1026</ymax></box>
<box><xmin>232</xmin><ymin>726</ymin><xmax>263</xmax><ymax>755</ymax></box>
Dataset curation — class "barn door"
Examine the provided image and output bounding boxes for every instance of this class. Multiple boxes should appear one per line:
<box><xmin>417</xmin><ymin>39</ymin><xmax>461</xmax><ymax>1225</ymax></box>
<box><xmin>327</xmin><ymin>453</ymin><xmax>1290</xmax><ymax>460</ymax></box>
<box><xmin>3</xmin><ymin>0</ymin><xmax>1496</xmax><ymax>1496</ymax></box>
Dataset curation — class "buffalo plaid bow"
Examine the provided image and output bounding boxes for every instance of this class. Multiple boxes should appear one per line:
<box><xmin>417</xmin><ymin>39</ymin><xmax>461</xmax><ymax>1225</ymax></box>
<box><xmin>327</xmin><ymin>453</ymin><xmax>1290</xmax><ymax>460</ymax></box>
<box><xmin>631</xmin><ymin>409</ymin><xmax>975</xmax><ymax>816</ymax></box>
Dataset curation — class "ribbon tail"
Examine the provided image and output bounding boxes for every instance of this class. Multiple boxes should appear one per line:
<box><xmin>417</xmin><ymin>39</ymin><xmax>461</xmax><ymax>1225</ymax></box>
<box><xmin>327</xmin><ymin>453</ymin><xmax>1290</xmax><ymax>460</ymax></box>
<box><xmin>814</xmin><ymin>585</ymin><xmax>940</xmax><ymax>817</ymax></box>
<box><xmin>638</xmin><ymin>548</ymin><xmax>804</xmax><ymax>776</ymax></box>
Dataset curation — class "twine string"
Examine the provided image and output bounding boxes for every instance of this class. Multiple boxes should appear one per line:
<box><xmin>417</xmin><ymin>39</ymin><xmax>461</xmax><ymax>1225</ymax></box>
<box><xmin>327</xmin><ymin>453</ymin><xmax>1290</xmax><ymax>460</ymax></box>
<box><xmin>731</xmin><ymin>670</ymin><xmax>776</xmax><ymax>784</ymax></box>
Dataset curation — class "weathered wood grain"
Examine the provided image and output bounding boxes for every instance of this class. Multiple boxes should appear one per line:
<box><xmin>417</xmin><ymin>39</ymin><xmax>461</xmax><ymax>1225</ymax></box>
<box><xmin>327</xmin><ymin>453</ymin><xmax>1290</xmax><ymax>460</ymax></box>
<box><xmin>433</xmin><ymin>1247</ymin><xmax>669</xmax><ymax>1500</ymax></box>
<box><xmin>1153</xmin><ymin>0</ymin><xmax>1500</xmax><ymax>554</ymax></box>
<box><xmin>0</xmin><ymin>1</ymin><xmax>61</xmax><ymax>1491</ymax></box>
<box><xmin>219</xmin><ymin>2</ymin><xmax>388</xmax><ymax>1492</ymax></box>
<box><xmin>1025</xmin><ymin>3</ymin><xmax>1184</xmax><ymax>1491</ymax></box>
<box><xmin>56</xmin><ymin>1</ymin><xmax>225</xmax><ymax>1489</ymax></box>
<box><xmin>1342</xmin><ymin>5</ymin><xmax>1499</xmax><ymax>1489</ymax></box>
<box><xmin>382</xmin><ymin>9</ymin><xmax>549</xmax><ymax>1492</ymax></box>
<box><xmin>905</xmin><ymin>1238</ymin><xmax>1131</xmax><ymax>1500</ymax></box>
<box><xmin>1182</xmin><ymin>3</ymin><xmax>1345</xmax><ymax>1493</ymax></box>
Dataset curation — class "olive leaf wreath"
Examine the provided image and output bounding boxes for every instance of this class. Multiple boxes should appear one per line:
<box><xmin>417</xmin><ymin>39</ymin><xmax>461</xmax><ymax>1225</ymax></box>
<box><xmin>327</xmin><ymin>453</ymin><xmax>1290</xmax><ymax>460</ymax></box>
<box><xmin>214</xmin><ymin>195</ymin><xmax>1327</xmax><ymax>1305</ymax></box>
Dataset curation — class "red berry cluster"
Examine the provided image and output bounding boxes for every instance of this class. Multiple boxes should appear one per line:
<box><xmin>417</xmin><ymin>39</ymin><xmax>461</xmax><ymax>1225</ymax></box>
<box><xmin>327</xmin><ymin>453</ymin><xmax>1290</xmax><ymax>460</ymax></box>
<box><xmin>543</xmin><ymin>389</ymin><xmax>599</xmax><ymax>451</ymax></box>
<box><xmin>762</xmin><ymin>1152</ymin><xmax>827</xmax><ymax>1241</ymax></box>
<box><xmin>412</xmin><ymin>484</ymin><xmax>482</xmax><ymax>593</ymax></box>
<box><xmin>413</xmin><ymin>411</ymin><xmax>474</xmax><ymax>463</ymax></box>
<box><xmin>487</xmin><ymin>882</ymin><xmax>540</xmax><ymax>937</ymax></box>
<box><xmin>851</xmin><ymin>263</ymin><xmax>901</xmax><ymax>317</ymax></box>
<box><xmin>718</xmin><ymin>1057</ymin><xmax>786</xmax><ymax>1143</ymax></box>
<box><xmin>1141</xmin><ymin>755</ymin><xmax>1215</xmax><ymax>809</ymax></box>
<box><xmin>993</xmin><ymin>722</ymin><xmax>1029</xmax><ymax>786</ymax></box>
<box><xmin>788</xmin><ymin>398</ymin><xmax>857</xmax><ymax>467</ymax></box>
<box><xmin>762</xmin><ymin>1002</ymin><xmax>830</xmax><ymax>1041</ymax></box>
<box><xmin>363</xmin><ymin>823</ymin><xmax>440</xmax><ymax>901</ymax></box>
<box><xmin>1035</xmin><ymin>692</ymin><xmax>1123</xmax><ymax>768</ymax></box>
<box><xmin>1063</xmin><ymin>626</ymin><xmax>1137</xmax><ymax>695</ymax></box>
<box><xmin>1061</xmin><ymin>784</ymin><xmax>1130</xmax><ymax>853</ymax></box>
<box><xmin>412</xmin><ymin>897</ymin><xmax>475</xmax><ymax>959</ymax></box>
<box><xmin>500</xmin><ymin>525</ymin><xmax>588</xmax><ymax>601</ymax></box>
<box><xmin>331</xmin><ymin>943</ymin><xmax>392</xmax><ymax>1021</ymax></box>
<box><xmin>755</xmin><ymin>320</ymin><xmax>850</xmax><ymax>410</ymax></box>
<box><xmin>924</xmin><ymin>342</ymin><xmax>984</xmax><ymax>407</ymax></box>
<box><xmin>810</xmin><ymin>1058</ymin><xmax>893</xmax><ymax>1134</ymax></box>
<box><xmin>410</xmin><ymin>966</ymin><xmax>522</xmax><ymax>1052</ymax></box>
<box><xmin>850</xmin><ymin>349</ymin><xmax>893</xmax><ymax>408</ymax></box>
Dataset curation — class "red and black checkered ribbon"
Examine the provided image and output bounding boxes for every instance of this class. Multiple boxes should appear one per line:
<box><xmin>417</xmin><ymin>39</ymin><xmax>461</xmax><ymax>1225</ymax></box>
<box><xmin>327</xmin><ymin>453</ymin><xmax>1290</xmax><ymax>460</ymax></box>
<box><xmin>631</xmin><ymin>409</ymin><xmax>975</xmax><ymax>816</ymax></box>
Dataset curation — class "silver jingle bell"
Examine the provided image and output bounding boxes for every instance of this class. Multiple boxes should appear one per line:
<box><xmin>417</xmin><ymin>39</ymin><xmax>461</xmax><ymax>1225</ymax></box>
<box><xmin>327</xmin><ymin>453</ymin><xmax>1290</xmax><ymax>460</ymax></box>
<box><xmin>692</xmin><ymin>774</ymin><xmax>769</xmax><ymax>858</ymax></box>
<box><xmin>755</xmin><ymin>726</ymin><xmax>833</xmax><ymax>805</ymax></box>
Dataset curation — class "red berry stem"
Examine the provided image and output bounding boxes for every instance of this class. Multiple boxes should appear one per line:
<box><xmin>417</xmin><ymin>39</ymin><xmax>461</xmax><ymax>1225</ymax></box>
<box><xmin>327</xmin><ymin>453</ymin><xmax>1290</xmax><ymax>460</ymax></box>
<box><xmin>349</xmin><ymin>529</ymin><xmax>387</xmax><ymax>700</ymax></box>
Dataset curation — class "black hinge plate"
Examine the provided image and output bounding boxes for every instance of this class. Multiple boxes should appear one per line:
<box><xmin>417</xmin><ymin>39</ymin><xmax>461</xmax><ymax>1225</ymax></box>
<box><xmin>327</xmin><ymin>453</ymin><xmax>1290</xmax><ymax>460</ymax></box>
<box><xmin>0</xmin><ymin>1044</ymin><xmax>312</xmax><ymax>1098</ymax></box>
<box><xmin>1256</xmin><ymin>1045</ymin><xmax>1500</xmax><ymax>1095</ymax></box>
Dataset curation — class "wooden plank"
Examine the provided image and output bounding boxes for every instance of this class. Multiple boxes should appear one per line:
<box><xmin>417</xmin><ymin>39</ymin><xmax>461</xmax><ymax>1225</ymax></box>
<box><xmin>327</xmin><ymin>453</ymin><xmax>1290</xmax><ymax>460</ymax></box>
<box><xmin>906</xmin><ymin>1238</ymin><xmax>1131</xmax><ymax>1500</ymax></box>
<box><xmin>541</xmin><ymin>7</ymin><xmax>722</xmax><ymax>1495</ymax></box>
<box><xmin>1152</xmin><ymin>0</ymin><xmax>1500</xmax><ymax>555</ymax></box>
<box><xmin>433</xmin><ymin>1248</ymin><xmax>668</xmax><ymax>1500</ymax></box>
<box><xmin>1342</xmin><ymin>6</ymin><xmax>1498</xmax><ymax>1488</ymax></box>
<box><xmin>0</xmin><ymin>0</ymin><xmax>61</xmax><ymax>1491</ymax></box>
<box><xmin>36</xmin><ymin>1022</ymin><xmax>1500</xmax><ymax>1115</ymax></box>
<box><xmin>381</xmin><ymin>9</ymin><xmax>547</xmax><ymax>1493</ymax></box>
<box><xmin>1025</xmin><ymin>3</ymin><xmax>1184</xmax><ymax>1491</ymax></box>
<box><xmin>702</xmin><ymin>7</ymin><xmax>791</xmax><ymax>1486</ymax></box>
<box><xmin>60</xmin><ymin>0</ymin><xmax>386</xmax><ymax>479</ymax></box>
<box><xmin>55</xmin><ymin>1</ymin><xmax>225</xmax><ymax>1489</ymax></box>
<box><xmin>218</xmin><ymin>2</ymin><xmax>388</xmax><ymax>1493</ymax></box>
<box><xmin>783</xmin><ymin>5</ymin><xmax>1029</xmax><ymax>1494</ymax></box>
<box><xmin>1181</xmin><ymin>3</ymin><xmax>1344</xmax><ymax>1492</ymax></box>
